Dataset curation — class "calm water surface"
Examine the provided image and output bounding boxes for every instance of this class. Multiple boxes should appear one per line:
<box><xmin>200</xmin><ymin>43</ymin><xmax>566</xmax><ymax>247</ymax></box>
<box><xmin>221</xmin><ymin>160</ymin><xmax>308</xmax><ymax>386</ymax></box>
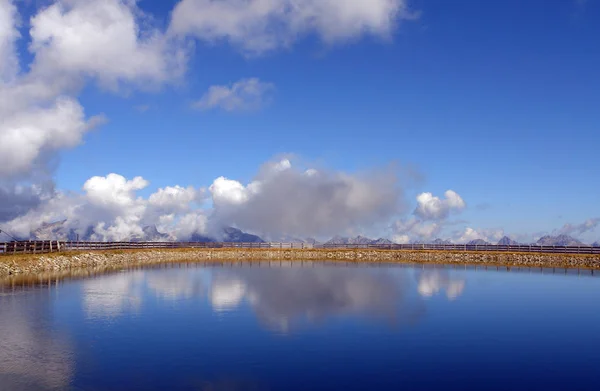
<box><xmin>1</xmin><ymin>262</ymin><xmax>600</xmax><ymax>391</ymax></box>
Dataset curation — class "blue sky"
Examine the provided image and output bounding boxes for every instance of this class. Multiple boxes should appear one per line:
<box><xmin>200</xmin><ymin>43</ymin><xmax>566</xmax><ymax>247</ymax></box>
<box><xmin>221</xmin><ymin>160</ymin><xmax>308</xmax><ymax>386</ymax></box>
<box><xmin>1</xmin><ymin>0</ymin><xmax>599</xmax><ymax>243</ymax></box>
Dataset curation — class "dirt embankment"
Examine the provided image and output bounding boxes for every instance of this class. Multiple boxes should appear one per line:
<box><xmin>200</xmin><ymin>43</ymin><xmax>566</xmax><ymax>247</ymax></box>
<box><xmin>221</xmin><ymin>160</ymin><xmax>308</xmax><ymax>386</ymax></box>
<box><xmin>1</xmin><ymin>248</ymin><xmax>599</xmax><ymax>278</ymax></box>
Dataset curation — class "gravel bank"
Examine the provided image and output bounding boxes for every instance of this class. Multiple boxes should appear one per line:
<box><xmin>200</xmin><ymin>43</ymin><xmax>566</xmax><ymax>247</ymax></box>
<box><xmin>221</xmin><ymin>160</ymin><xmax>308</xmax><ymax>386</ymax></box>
<box><xmin>1</xmin><ymin>249</ymin><xmax>599</xmax><ymax>278</ymax></box>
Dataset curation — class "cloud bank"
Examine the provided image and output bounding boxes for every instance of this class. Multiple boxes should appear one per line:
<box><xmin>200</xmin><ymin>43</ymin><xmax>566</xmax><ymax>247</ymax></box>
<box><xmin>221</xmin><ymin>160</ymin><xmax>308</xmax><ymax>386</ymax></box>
<box><xmin>392</xmin><ymin>190</ymin><xmax>466</xmax><ymax>243</ymax></box>
<box><xmin>209</xmin><ymin>159</ymin><xmax>404</xmax><ymax>238</ymax></box>
<box><xmin>3</xmin><ymin>158</ymin><xmax>405</xmax><ymax>241</ymax></box>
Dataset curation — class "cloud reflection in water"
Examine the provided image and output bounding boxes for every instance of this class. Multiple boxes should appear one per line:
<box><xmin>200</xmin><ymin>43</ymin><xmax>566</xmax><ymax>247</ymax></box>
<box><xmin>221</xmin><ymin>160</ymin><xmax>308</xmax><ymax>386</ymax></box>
<box><xmin>79</xmin><ymin>264</ymin><xmax>466</xmax><ymax>332</ymax></box>
<box><xmin>416</xmin><ymin>269</ymin><xmax>466</xmax><ymax>300</ymax></box>
<box><xmin>0</xmin><ymin>291</ymin><xmax>73</xmax><ymax>391</ymax></box>
<box><xmin>210</xmin><ymin>265</ymin><xmax>427</xmax><ymax>332</ymax></box>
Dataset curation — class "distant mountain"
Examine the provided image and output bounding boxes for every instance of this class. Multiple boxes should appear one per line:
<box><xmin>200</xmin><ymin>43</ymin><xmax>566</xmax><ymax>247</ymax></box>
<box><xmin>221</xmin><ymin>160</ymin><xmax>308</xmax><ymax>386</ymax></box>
<box><xmin>325</xmin><ymin>235</ymin><xmax>390</xmax><ymax>245</ymax></box>
<box><xmin>191</xmin><ymin>227</ymin><xmax>265</xmax><ymax>243</ymax></box>
<box><xmin>467</xmin><ymin>239</ymin><xmax>490</xmax><ymax>245</ymax></box>
<box><xmin>497</xmin><ymin>236</ymin><xmax>520</xmax><ymax>245</ymax></box>
<box><xmin>189</xmin><ymin>233</ymin><xmax>216</xmax><ymax>243</ymax></box>
<box><xmin>31</xmin><ymin>220</ymin><xmax>92</xmax><ymax>241</ymax></box>
<box><xmin>221</xmin><ymin>227</ymin><xmax>264</xmax><ymax>243</ymax></box>
<box><xmin>371</xmin><ymin>238</ymin><xmax>393</xmax><ymax>245</ymax></box>
<box><xmin>536</xmin><ymin>235</ymin><xmax>584</xmax><ymax>246</ymax></box>
<box><xmin>304</xmin><ymin>238</ymin><xmax>321</xmax><ymax>245</ymax></box>
<box><xmin>31</xmin><ymin>220</ymin><xmax>71</xmax><ymax>240</ymax></box>
<box><xmin>130</xmin><ymin>225</ymin><xmax>175</xmax><ymax>242</ymax></box>
<box><xmin>432</xmin><ymin>238</ymin><xmax>452</xmax><ymax>245</ymax></box>
<box><xmin>29</xmin><ymin>221</ymin><xmax>264</xmax><ymax>243</ymax></box>
<box><xmin>593</xmin><ymin>241</ymin><xmax>600</xmax><ymax>248</ymax></box>
<box><xmin>324</xmin><ymin>236</ymin><xmax>394</xmax><ymax>245</ymax></box>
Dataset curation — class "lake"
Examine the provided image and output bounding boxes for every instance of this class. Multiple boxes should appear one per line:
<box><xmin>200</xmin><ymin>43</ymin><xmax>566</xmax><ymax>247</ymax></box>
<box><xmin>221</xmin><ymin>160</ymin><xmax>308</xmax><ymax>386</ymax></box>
<box><xmin>1</xmin><ymin>262</ymin><xmax>599</xmax><ymax>391</ymax></box>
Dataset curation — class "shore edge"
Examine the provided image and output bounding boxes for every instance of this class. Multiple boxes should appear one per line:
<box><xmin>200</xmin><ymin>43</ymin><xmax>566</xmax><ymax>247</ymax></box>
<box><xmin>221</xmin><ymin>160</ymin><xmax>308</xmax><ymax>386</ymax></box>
<box><xmin>1</xmin><ymin>248</ymin><xmax>600</xmax><ymax>278</ymax></box>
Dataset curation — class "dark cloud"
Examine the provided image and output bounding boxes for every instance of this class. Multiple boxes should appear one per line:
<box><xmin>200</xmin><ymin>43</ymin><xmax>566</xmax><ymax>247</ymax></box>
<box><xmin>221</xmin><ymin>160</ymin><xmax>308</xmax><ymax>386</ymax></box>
<box><xmin>0</xmin><ymin>181</ymin><xmax>55</xmax><ymax>223</ymax></box>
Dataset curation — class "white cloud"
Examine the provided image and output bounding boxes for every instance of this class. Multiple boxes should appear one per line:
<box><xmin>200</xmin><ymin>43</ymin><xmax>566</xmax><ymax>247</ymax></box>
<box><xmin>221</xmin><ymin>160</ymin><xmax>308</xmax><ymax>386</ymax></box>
<box><xmin>148</xmin><ymin>185</ymin><xmax>202</xmax><ymax>212</ymax></box>
<box><xmin>415</xmin><ymin>190</ymin><xmax>466</xmax><ymax>220</ymax></box>
<box><xmin>208</xmin><ymin>158</ymin><xmax>403</xmax><ymax>238</ymax></box>
<box><xmin>392</xmin><ymin>218</ymin><xmax>442</xmax><ymax>242</ymax></box>
<box><xmin>29</xmin><ymin>0</ymin><xmax>187</xmax><ymax>90</ymax></box>
<box><xmin>170</xmin><ymin>211</ymin><xmax>209</xmax><ymax>240</ymax></box>
<box><xmin>0</xmin><ymin>96</ymin><xmax>102</xmax><ymax>178</ymax></box>
<box><xmin>391</xmin><ymin>234</ymin><xmax>410</xmax><ymax>244</ymax></box>
<box><xmin>1</xmin><ymin>1</ymin><xmax>99</xmax><ymax>180</ymax></box>
<box><xmin>391</xmin><ymin>190</ymin><xmax>466</xmax><ymax>243</ymax></box>
<box><xmin>193</xmin><ymin>78</ymin><xmax>275</xmax><ymax>112</ymax></box>
<box><xmin>210</xmin><ymin>177</ymin><xmax>252</xmax><ymax>206</ymax></box>
<box><xmin>0</xmin><ymin>0</ymin><xmax>185</xmax><ymax>182</ymax></box>
<box><xmin>5</xmin><ymin>173</ymin><xmax>207</xmax><ymax>241</ymax></box>
<box><xmin>169</xmin><ymin>0</ymin><xmax>416</xmax><ymax>54</ymax></box>
<box><xmin>453</xmin><ymin>227</ymin><xmax>505</xmax><ymax>244</ymax></box>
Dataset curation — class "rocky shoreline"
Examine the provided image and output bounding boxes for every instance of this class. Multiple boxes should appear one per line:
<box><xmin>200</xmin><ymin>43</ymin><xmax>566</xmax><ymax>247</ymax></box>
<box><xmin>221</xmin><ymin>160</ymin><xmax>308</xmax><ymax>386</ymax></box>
<box><xmin>1</xmin><ymin>248</ymin><xmax>599</xmax><ymax>278</ymax></box>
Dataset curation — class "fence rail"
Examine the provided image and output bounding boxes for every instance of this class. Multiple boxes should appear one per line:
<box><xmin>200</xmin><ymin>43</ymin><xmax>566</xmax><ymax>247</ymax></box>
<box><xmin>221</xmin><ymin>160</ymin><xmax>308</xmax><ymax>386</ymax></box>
<box><xmin>1</xmin><ymin>241</ymin><xmax>600</xmax><ymax>256</ymax></box>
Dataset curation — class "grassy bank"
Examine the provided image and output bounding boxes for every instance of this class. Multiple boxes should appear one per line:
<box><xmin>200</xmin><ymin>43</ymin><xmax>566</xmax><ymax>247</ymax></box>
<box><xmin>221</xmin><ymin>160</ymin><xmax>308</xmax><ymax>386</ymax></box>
<box><xmin>1</xmin><ymin>248</ymin><xmax>599</xmax><ymax>279</ymax></box>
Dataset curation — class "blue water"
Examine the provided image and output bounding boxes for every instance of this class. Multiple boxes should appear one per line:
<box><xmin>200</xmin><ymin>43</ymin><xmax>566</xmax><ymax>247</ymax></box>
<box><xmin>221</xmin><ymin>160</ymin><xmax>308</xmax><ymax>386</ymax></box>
<box><xmin>1</xmin><ymin>262</ymin><xmax>600</xmax><ymax>391</ymax></box>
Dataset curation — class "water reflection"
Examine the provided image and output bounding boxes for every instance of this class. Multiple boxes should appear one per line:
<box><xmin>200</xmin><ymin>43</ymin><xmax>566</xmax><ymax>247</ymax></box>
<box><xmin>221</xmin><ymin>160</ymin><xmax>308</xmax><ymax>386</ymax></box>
<box><xmin>73</xmin><ymin>263</ymin><xmax>436</xmax><ymax>332</ymax></box>
<box><xmin>0</xmin><ymin>290</ymin><xmax>73</xmax><ymax>391</ymax></box>
<box><xmin>210</xmin><ymin>266</ymin><xmax>426</xmax><ymax>332</ymax></box>
<box><xmin>210</xmin><ymin>278</ymin><xmax>246</xmax><ymax>312</ymax></box>
<box><xmin>2</xmin><ymin>262</ymin><xmax>600</xmax><ymax>390</ymax></box>
<box><xmin>416</xmin><ymin>269</ymin><xmax>466</xmax><ymax>300</ymax></box>
<box><xmin>83</xmin><ymin>271</ymin><xmax>146</xmax><ymax>319</ymax></box>
<box><xmin>147</xmin><ymin>270</ymin><xmax>205</xmax><ymax>300</ymax></box>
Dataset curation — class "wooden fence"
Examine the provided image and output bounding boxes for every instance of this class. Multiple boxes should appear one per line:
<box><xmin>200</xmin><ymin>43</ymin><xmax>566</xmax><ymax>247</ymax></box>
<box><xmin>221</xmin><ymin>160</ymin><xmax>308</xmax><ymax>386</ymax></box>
<box><xmin>1</xmin><ymin>241</ymin><xmax>600</xmax><ymax>256</ymax></box>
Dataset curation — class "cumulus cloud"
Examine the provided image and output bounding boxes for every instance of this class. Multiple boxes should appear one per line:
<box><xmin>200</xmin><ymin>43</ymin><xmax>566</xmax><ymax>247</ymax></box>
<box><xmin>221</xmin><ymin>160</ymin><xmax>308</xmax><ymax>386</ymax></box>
<box><xmin>29</xmin><ymin>0</ymin><xmax>187</xmax><ymax>90</ymax></box>
<box><xmin>0</xmin><ymin>0</ymin><xmax>185</xmax><ymax>183</ymax></box>
<box><xmin>2</xmin><ymin>156</ymin><xmax>409</xmax><ymax>241</ymax></box>
<box><xmin>452</xmin><ymin>227</ymin><xmax>505</xmax><ymax>244</ymax></box>
<box><xmin>0</xmin><ymin>0</ymin><xmax>99</xmax><ymax>180</ymax></box>
<box><xmin>169</xmin><ymin>0</ymin><xmax>416</xmax><ymax>54</ymax></box>
<box><xmin>0</xmin><ymin>96</ymin><xmax>103</xmax><ymax>178</ymax></box>
<box><xmin>414</xmin><ymin>190</ymin><xmax>465</xmax><ymax>220</ymax></box>
<box><xmin>208</xmin><ymin>158</ymin><xmax>404</xmax><ymax>238</ymax></box>
<box><xmin>193</xmin><ymin>78</ymin><xmax>275</xmax><ymax>112</ymax></box>
<box><xmin>391</xmin><ymin>190</ymin><xmax>466</xmax><ymax>243</ymax></box>
<box><xmin>4</xmin><ymin>173</ymin><xmax>206</xmax><ymax>241</ymax></box>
